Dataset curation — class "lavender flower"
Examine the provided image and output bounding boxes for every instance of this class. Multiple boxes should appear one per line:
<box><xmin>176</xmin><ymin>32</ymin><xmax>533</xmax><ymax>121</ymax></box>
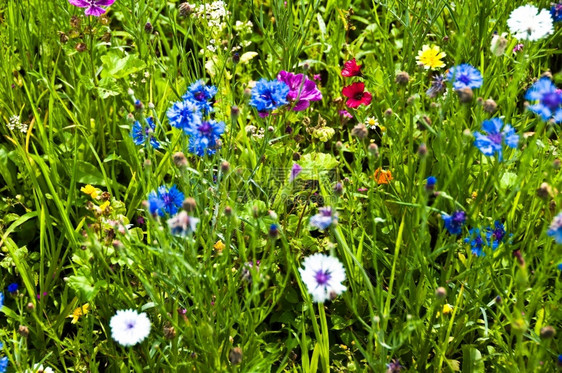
<box><xmin>310</xmin><ymin>207</ymin><xmax>337</xmax><ymax>230</ymax></box>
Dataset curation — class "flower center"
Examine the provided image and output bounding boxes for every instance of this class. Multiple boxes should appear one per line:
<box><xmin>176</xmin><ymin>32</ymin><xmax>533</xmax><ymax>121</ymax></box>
<box><xmin>542</xmin><ymin>92</ymin><xmax>561</xmax><ymax>110</ymax></box>
<box><xmin>458</xmin><ymin>74</ymin><xmax>471</xmax><ymax>85</ymax></box>
<box><xmin>354</xmin><ymin>92</ymin><xmax>364</xmax><ymax>100</ymax></box>
<box><xmin>315</xmin><ymin>270</ymin><xmax>331</xmax><ymax>285</ymax></box>
<box><xmin>488</xmin><ymin>132</ymin><xmax>503</xmax><ymax>145</ymax></box>
<box><xmin>195</xmin><ymin>92</ymin><xmax>205</xmax><ymax>101</ymax></box>
<box><xmin>162</xmin><ymin>194</ymin><xmax>173</xmax><ymax>206</ymax></box>
<box><xmin>126</xmin><ymin>321</ymin><xmax>136</xmax><ymax>329</ymax></box>
<box><xmin>198</xmin><ymin>122</ymin><xmax>212</xmax><ymax>134</ymax></box>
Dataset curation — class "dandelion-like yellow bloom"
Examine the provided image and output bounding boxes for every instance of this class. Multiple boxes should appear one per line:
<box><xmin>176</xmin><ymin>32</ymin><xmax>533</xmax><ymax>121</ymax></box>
<box><xmin>416</xmin><ymin>45</ymin><xmax>446</xmax><ymax>70</ymax></box>
<box><xmin>81</xmin><ymin>184</ymin><xmax>99</xmax><ymax>199</ymax></box>
<box><xmin>214</xmin><ymin>240</ymin><xmax>225</xmax><ymax>251</ymax></box>
<box><xmin>69</xmin><ymin>303</ymin><xmax>90</xmax><ymax>324</ymax></box>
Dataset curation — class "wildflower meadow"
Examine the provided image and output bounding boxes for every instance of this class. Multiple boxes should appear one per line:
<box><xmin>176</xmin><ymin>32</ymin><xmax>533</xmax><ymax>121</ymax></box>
<box><xmin>2</xmin><ymin>0</ymin><xmax>562</xmax><ymax>371</ymax></box>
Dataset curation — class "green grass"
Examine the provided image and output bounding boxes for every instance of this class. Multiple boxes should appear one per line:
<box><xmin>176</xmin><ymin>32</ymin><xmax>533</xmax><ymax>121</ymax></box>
<box><xmin>1</xmin><ymin>0</ymin><xmax>562</xmax><ymax>371</ymax></box>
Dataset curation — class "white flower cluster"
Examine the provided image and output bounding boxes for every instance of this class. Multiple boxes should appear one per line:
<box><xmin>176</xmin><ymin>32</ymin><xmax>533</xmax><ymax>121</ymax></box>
<box><xmin>193</xmin><ymin>1</ymin><xmax>229</xmax><ymax>31</ymax></box>
<box><xmin>7</xmin><ymin>115</ymin><xmax>28</xmax><ymax>133</ymax></box>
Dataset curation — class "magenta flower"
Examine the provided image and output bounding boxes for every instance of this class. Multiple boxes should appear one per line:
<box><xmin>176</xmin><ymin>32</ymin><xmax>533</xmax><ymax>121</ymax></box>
<box><xmin>277</xmin><ymin>71</ymin><xmax>322</xmax><ymax>111</ymax></box>
<box><xmin>69</xmin><ymin>0</ymin><xmax>115</xmax><ymax>16</ymax></box>
<box><xmin>290</xmin><ymin>163</ymin><xmax>302</xmax><ymax>182</ymax></box>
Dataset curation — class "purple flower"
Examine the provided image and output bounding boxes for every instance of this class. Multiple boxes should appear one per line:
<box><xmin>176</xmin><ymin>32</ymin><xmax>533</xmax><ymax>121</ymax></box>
<box><xmin>277</xmin><ymin>71</ymin><xmax>322</xmax><ymax>111</ymax></box>
<box><xmin>68</xmin><ymin>0</ymin><xmax>115</xmax><ymax>16</ymax></box>
<box><xmin>290</xmin><ymin>163</ymin><xmax>302</xmax><ymax>182</ymax></box>
<box><xmin>441</xmin><ymin>210</ymin><xmax>466</xmax><ymax>235</ymax></box>
<box><xmin>310</xmin><ymin>207</ymin><xmax>337</xmax><ymax>230</ymax></box>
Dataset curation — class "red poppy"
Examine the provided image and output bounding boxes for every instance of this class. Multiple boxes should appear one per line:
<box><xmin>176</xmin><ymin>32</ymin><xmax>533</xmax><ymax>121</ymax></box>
<box><xmin>341</xmin><ymin>58</ymin><xmax>362</xmax><ymax>77</ymax></box>
<box><xmin>342</xmin><ymin>82</ymin><xmax>372</xmax><ymax>108</ymax></box>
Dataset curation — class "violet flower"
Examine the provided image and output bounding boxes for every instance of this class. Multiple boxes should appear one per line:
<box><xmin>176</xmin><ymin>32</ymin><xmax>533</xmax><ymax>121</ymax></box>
<box><xmin>277</xmin><ymin>71</ymin><xmax>322</xmax><ymax>111</ymax></box>
<box><xmin>68</xmin><ymin>0</ymin><xmax>115</xmax><ymax>16</ymax></box>
<box><xmin>290</xmin><ymin>163</ymin><xmax>302</xmax><ymax>182</ymax></box>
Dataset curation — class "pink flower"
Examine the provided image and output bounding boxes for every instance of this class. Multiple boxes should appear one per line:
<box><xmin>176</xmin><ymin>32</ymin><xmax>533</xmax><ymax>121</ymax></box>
<box><xmin>69</xmin><ymin>0</ymin><xmax>115</xmax><ymax>16</ymax></box>
<box><xmin>341</xmin><ymin>58</ymin><xmax>362</xmax><ymax>77</ymax></box>
<box><xmin>277</xmin><ymin>71</ymin><xmax>322</xmax><ymax>111</ymax></box>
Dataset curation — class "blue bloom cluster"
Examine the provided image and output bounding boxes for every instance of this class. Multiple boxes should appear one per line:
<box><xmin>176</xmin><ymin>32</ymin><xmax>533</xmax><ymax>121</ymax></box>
<box><xmin>446</xmin><ymin>64</ymin><xmax>483</xmax><ymax>90</ymax></box>
<box><xmin>441</xmin><ymin>210</ymin><xmax>466</xmax><ymax>235</ymax></box>
<box><xmin>465</xmin><ymin>221</ymin><xmax>508</xmax><ymax>256</ymax></box>
<box><xmin>552</xmin><ymin>4</ymin><xmax>562</xmax><ymax>23</ymax></box>
<box><xmin>0</xmin><ymin>342</ymin><xmax>7</xmax><ymax>373</ymax></box>
<box><xmin>167</xmin><ymin>80</ymin><xmax>225</xmax><ymax>156</ymax></box>
<box><xmin>250</xmin><ymin>79</ymin><xmax>290</xmax><ymax>117</ymax></box>
<box><xmin>310</xmin><ymin>207</ymin><xmax>337</xmax><ymax>231</ymax></box>
<box><xmin>525</xmin><ymin>78</ymin><xmax>562</xmax><ymax>123</ymax></box>
<box><xmin>131</xmin><ymin>117</ymin><xmax>160</xmax><ymax>149</ymax></box>
<box><xmin>148</xmin><ymin>185</ymin><xmax>184</xmax><ymax>217</ymax></box>
<box><xmin>548</xmin><ymin>211</ymin><xmax>562</xmax><ymax>244</ymax></box>
<box><xmin>473</xmin><ymin>118</ymin><xmax>519</xmax><ymax>161</ymax></box>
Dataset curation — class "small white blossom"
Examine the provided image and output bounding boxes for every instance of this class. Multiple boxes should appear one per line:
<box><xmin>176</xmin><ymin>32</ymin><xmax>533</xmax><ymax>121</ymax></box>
<box><xmin>507</xmin><ymin>5</ymin><xmax>553</xmax><ymax>41</ymax></box>
<box><xmin>110</xmin><ymin>309</ymin><xmax>151</xmax><ymax>347</ymax></box>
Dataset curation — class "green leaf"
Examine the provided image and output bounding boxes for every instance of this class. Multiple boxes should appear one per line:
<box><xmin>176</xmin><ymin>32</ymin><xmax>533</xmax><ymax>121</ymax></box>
<box><xmin>100</xmin><ymin>52</ymin><xmax>146</xmax><ymax>79</ymax></box>
<box><xmin>67</xmin><ymin>275</ymin><xmax>107</xmax><ymax>302</ymax></box>
<box><xmin>74</xmin><ymin>161</ymin><xmax>106</xmax><ymax>186</ymax></box>
<box><xmin>462</xmin><ymin>345</ymin><xmax>484</xmax><ymax>372</ymax></box>
<box><xmin>299</xmin><ymin>152</ymin><xmax>338</xmax><ymax>180</ymax></box>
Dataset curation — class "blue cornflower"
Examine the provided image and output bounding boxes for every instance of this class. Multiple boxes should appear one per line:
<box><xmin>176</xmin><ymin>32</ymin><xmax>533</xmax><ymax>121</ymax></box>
<box><xmin>551</xmin><ymin>4</ymin><xmax>562</xmax><ymax>22</ymax></box>
<box><xmin>473</xmin><ymin>118</ymin><xmax>519</xmax><ymax>161</ymax></box>
<box><xmin>148</xmin><ymin>185</ymin><xmax>184</xmax><ymax>217</ymax></box>
<box><xmin>446</xmin><ymin>64</ymin><xmax>483</xmax><ymax>90</ymax></box>
<box><xmin>182</xmin><ymin>80</ymin><xmax>217</xmax><ymax>114</ymax></box>
<box><xmin>0</xmin><ymin>292</ymin><xmax>3</xmax><ymax>309</ymax></box>
<box><xmin>557</xmin><ymin>263</ymin><xmax>562</xmax><ymax>271</ymax></box>
<box><xmin>7</xmin><ymin>283</ymin><xmax>18</xmax><ymax>294</ymax></box>
<box><xmin>185</xmin><ymin>120</ymin><xmax>225</xmax><ymax>156</ymax></box>
<box><xmin>167</xmin><ymin>99</ymin><xmax>203</xmax><ymax>132</ymax></box>
<box><xmin>485</xmin><ymin>221</ymin><xmax>508</xmax><ymax>249</ymax></box>
<box><xmin>525</xmin><ymin>78</ymin><xmax>562</xmax><ymax>123</ymax></box>
<box><xmin>441</xmin><ymin>210</ymin><xmax>466</xmax><ymax>235</ymax></box>
<box><xmin>465</xmin><ymin>228</ymin><xmax>486</xmax><ymax>256</ymax></box>
<box><xmin>0</xmin><ymin>356</ymin><xmax>7</xmax><ymax>373</ymax></box>
<box><xmin>548</xmin><ymin>211</ymin><xmax>562</xmax><ymax>244</ymax></box>
<box><xmin>426</xmin><ymin>74</ymin><xmax>446</xmax><ymax>98</ymax></box>
<box><xmin>426</xmin><ymin>176</ymin><xmax>437</xmax><ymax>190</ymax></box>
<box><xmin>310</xmin><ymin>207</ymin><xmax>337</xmax><ymax>231</ymax></box>
<box><xmin>131</xmin><ymin>117</ymin><xmax>160</xmax><ymax>149</ymax></box>
<box><xmin>250</xmin><ymin>79</ymin><xmax>290</xmax><ymax>117</ymax></box>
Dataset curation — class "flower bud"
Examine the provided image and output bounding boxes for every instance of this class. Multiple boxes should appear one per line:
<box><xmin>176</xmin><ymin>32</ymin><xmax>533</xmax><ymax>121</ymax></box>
<box><xmin>395</xmin><ymin>71</ymin><xmax>410</xmax><ymax>85</ymax></box>
<box><xmin>482</xmin><ymin>98</ymin><xmax>498</xmax><ymax>113</ymax></box>
<box><xmin>418</xmin><ymin>143</ymin><xmax>428</xmax><ymax>156</ymax></box>
<box><xmin>183</xmin><ymin>197</ymin><xmax>197</xmax><ymax>212</ymax></box>
<box><xmin>173</xmin><ymin>152</ymin><xmax>188</xmax><ymax>168</ymax></box>
<box><xmin>351</xmin><ymin>123</ymin><xmax>368</xmax><ymax>139</ymax></box>
<box><xmin>229</xmin><ymin>347</ymin><xmax>243</xmax><ymax>365</ymax></box>
<box><xmin>221</xmin><ymin>161</ymin><xmax>230</xmax><ymax>173</ymax></box>
<box><xmin>368</xmin><ymin>143</ymin><xmax>379</xmax><ymax>157</ymax></box>
<box><xmin>456</xmin><ymin>87</ymin><xmax>473</xmax><ymax>103</ymax></box>
<box><xmin>144</xmin><ymin>21</ymin><xmax>153</xmax><ymax>33</ymax></box>
<box><xmin>435</xmin><ymin>286</ymin><xmax>447</xmax><ymax>299</ymax></box>
<box><xmin>384</xmin><ymin>108</ymin><xmax>393</xmax><ymax>117</ymax></box>
<box><xmin>18</xmin><ymin>325</ymin><xmax>29</xmax><ymax>338</ymax></box>
<box><xmin>540</xmin><ymin>326</ymin><xmax>556</xmax><ymax>339</ymax></box>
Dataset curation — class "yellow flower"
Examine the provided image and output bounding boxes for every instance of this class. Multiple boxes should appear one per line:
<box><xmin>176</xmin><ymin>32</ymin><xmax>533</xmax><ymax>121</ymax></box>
<box><xmin>69</xmin><ymin>303</ymin><xmax>90</xmax><ymax>324</ymax></box>
<box><xmin>81</xmin><ymin>184</ymin><xmax>99</xmax><ymax>199</ymax></box>
<box><xmin>437</xmin><ymin>303</ymin><xmax>454</xmax><ymax>317</ymax></box>
<box><xmin>416</xmin><ymin>45</ymin><xmax>446</xmax><ymax>70</ymax></box>
<box><xmin>99</xmin><ymin>200</ymin><xmax>111</xmax><ymax>213</ymax></box>
<box><xmin>214</xmin><ymin>240</ymin><xmax>225</xmax><ymax>251</ymax></box>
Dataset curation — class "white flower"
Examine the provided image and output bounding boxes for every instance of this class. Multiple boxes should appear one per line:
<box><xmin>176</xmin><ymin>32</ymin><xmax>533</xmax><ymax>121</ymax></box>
<box><xmin>365</xmin><ymin>116</ymin><xmax>379</xmax><ymax>130</ymax></box>
<box><xmin>490</xmin><ymin>32</ymin><xmax>508</xmax><ymax>56</ymax></box>
<box><xmin>507</xmin><ymin>5</ymin><xmax>553</xmax><ymax>41</ymax></box>
<box><xmin>7</xmin><ymin>115</ymin><xmax>20</xmax><ymax>131</ymax></box>
<box><xmin>167</xmin><ymin>211</ymin><xmax>200</xmax><ymax>236</ymax></box>
<box><xmin>27</xmin><ymin>364</ymin><xmax>54</xmax><ymax>373</ymax></box>
<box><xmin>299</xmin><ymin>253</ymin><xmax>347</xmax><ymax>303</ymax></box>
<box><xmin>110</xmin><ymin>309</ymin><xmax>151</xmax><ymax>347</ymax></box>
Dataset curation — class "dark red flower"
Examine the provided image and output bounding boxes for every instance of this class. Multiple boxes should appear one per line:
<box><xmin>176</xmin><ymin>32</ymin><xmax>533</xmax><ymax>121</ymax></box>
<box><xmin>341</xmin><ymin>58</ymin><xmax>362</xmax><ymax>77</ymax></box>
<box><xmin>342</xmin><ymin>82</ymin><xmax>372</xmax><ymax>108</ymax></box>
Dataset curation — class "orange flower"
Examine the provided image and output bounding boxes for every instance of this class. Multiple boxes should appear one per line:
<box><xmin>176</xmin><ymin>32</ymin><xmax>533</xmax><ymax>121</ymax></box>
<box><xmin>373</xmin><ymin>168</ymin><xmax>393</xmax><ymax>184</ymax></box>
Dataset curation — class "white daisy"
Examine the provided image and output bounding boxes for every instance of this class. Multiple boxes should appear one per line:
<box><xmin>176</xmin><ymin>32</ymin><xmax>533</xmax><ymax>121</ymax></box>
<box><xmin>507</xmin><ymin>5</ymin><xmax>553</xmax><ymax>41</ymax></box>
<box><xmin>299</xmin><ymin>253</ymin><xmax>347</xmax><ymax>303</ymax></box>
<box><xmin>110</xmin><ymin>309</ymin><xmax>151</xmax><ymax>347</ymax></box>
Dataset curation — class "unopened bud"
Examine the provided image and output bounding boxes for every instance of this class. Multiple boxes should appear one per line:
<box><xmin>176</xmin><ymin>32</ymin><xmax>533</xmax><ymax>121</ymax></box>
<box><xmin>368</xmin><ymin>143</ymin><xmax>379</xmax><ymax>157</ymax></box>
<box><xmin>179</xmin><ymin>2</ymin><xmax>194</xmax><ymax>17</ymax></box>
<box><xmin>163</xmin><ymin>325</ymin><xmax>177</xmax><ymax>339</ymax></box>
<box><xmin>183</xmin><ymin>197</ymin><xmax>197</xmax><ymax>212</ymax></box>
<box><xmin>418</xmin><ymin>143</ymin><xmax>428</xmax><ymax>156</ymax></box>
<box><xmin>537</xmin><ymin>182</ymin><xmax>553</xmax><ymax>199</ymax></box>
<box><xmin>335</xmin><ymin>141</ymin><xmax>343</xmax><ymax>150</ymax></box>
<box><xmin>435</xmin><ymin>287</ymin><xmax>447</xmax><ymax>299</ymax></box>
<box><xmin>395</xmin><ymin>71</ymin><xmax>410</xmax><ymax>85</ymax></box>
<box><xmin>351</xmin><ymin>123</ymin><xmax>368</xmax><ymax>139</ymax></box>
<box><xmin>540</xmin><ymin>326</ymin><xmax>556</xmax><ymax>339</ymax></box>
<box><xmin>173</xmin><ymin>152</ymin><xmax>188</xmax><ymax>168</ymax></box>
<box><xmin>144</xmin><ymin>21</ymin><xmax>153</xmax><ymax>33</ymax></box>
<box><xmin>18</xmin><ymin>325</ymin><xmax>29</xmax><ymax>338</ymax></box>
<box><xmin>384</xmin><ymin>108</ymin><xmax>393</xmax><ymax>117</ymax></box>
<box><xmin>333</xmin><ymin>182</ymin><xmax>343</xmax><ymax>195</ymax></box>
<box><xmin>482</xmin><ymin>98</ymin><xmax>497</xmax><ymax>113</ymax></box>
<box><xmin>225</xmin><ymin>206</ymin><xmax>233</xmax><ymax>216</ymax></box>
<box><xmin>75</xmin><ymin>43</ymin><xmax>87</xmax><ymax>52</ymax></box>
<box><xmin>231</xmin><ymin>105</ymin><xmax>239</xmax><ymax>120</ymax></box>
<box><xmin>456</xmin><ymin>87</ymin><xmax>473</xmax><ymax>103</ymax></box>
<box><xmin>229</xmin><ymin>347</ymin><xmax>243</xmax><ymax>365</ymax></box>
<box><xmin>27</xmin><ymin>302</ymin><xmax>35</xmax><ymax>310</ymax></box>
